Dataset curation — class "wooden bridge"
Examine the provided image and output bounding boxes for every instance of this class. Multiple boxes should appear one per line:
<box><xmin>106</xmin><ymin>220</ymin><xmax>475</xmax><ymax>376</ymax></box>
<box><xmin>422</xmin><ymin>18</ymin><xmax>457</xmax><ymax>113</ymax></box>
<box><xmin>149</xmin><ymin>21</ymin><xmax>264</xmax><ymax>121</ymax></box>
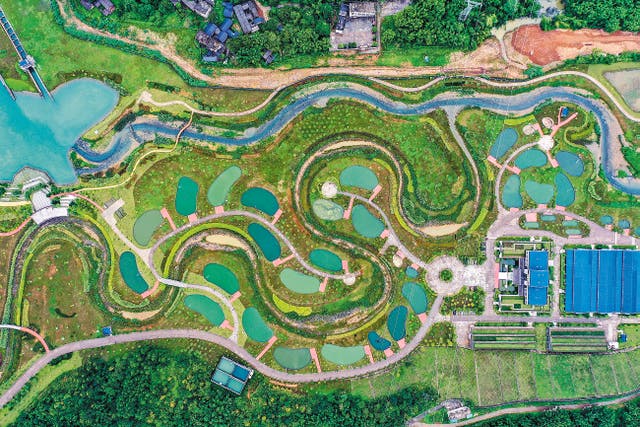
<box><xmin>0</xmin><ymin>5</ymin><xmax>51</xmax><ymax>98</ymax></box>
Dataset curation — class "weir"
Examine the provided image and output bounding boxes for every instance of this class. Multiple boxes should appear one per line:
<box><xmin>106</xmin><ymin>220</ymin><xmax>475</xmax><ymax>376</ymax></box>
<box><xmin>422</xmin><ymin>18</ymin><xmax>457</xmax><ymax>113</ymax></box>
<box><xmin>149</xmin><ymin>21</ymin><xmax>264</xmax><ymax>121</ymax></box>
<box><xmin>0</xmin><ymin>5</ymin><xmax>51</xmax><ymax>98</ymax></box>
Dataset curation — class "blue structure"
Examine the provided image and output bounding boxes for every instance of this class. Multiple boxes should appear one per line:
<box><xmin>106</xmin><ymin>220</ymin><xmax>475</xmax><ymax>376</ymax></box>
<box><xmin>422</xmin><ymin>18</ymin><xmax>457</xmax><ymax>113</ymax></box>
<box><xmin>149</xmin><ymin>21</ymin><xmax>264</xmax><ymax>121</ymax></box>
<box><xmin>525</xmin><ymin>250</ymin><xmax>549</xmax><ymax>306</ymax></box>
<box><xmin>211</xmin><ymin>356</ymin><xmax>254</xmax><ymax>394</ymax></box>
<box><xmin>565</xmin><ymin>249</ymin><xmax>640</xmax><ymax>313</ymax></box>
<box><xmin>101</xmin><ymin>326</ymin><xmax>113</xmax><ymax>336</ymax></box>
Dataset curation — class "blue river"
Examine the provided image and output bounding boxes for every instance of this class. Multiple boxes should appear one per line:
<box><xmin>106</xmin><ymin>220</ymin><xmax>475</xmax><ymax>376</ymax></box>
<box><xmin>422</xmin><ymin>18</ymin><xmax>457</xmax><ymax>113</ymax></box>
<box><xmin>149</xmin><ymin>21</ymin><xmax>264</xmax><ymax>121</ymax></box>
<box><xmin>2</xmin><ymin>78</ymin><xmax>638</xmax><ymax>195</ymax></box>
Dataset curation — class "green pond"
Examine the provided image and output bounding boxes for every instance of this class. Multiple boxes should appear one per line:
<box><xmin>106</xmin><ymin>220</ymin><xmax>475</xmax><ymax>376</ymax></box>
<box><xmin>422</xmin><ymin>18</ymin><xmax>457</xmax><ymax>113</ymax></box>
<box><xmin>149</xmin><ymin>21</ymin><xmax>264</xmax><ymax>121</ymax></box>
<box><xmin>490</xmin><ymin>128</ymin><xmax>518</xmax><ymax>160</ymax></box>
<box><xmin>368</xmin><ymin>331</ymin><xmax>391</xmax><ymax>351</ymax></box>
<box><xmin>387</xmin><ymin>306</ymin><xmax>408</xmax><ymax>341</ymax></box>
<box><xmin>248</xmin><ymin>223</ymin><xmax>281</xmax><ymax>261</ymax></box>
<box><xmin>541</xmin><ymin>214</ymin><xmax>556</xmax><ymax>222</ymax></box>
<box><xmin>556</xmin><ymin>151</ymin><xmax>584</xmax><ymax>177</ymax></box>
<box><xmin>402</xmin><ymin>282</ymin><xmax>428</xmax><ymax>314</ymax></box>
<box><xmin>339</xmin><ymin>165</ymin><xmax>378</xmax><ymax>191</ymax></box>
<box><xmin>118</xmin><ymin>251</ymin><xmax>149</xmax><ymax>294</ymax></box>
<box><xmin>351</xmin><ymin>204</ymin><xmax>385</xmax><ymax>238</ymax></box>
<box><xmin>514</xmin><ymin>149</ymin><xmax>547</xmax><ymax>170</ymax></box>
<box><xmin>554</xmin><ymin>173</ymin><xmax>575</xmax><ymax>207</ymax></box>
<box><xmin>562</xmin><ymin>220</ymin><xmax>579</xmax><ymax>227</ymax></box>
<box><xmin>312</xmin><ymin>198</ymin><xmax>344</xmax><ymax>221</ymax></box>
<box><xmin>273</xmin><ymin>347</ymin><xmax>312</xmax><ymax>370</ymax></box>
<box><xmin>524</xmin><ymin>180</ymin><xmax>554</xmax><ymax>204</ymax></box>
<box><xmin>241</xmin><ymin>187</ymin><xmax>279</xmax><ymax>216</ymax></box>
<box><xmin>207</xmin><ymin>166</ymin><xmax>242</xmax><ymax>207</ymax></box>
<box><xmin>175</xmin><ymin>176</ymin><xmax>199</xmax><ymax>216</ymax></box>
<box><xmin>566</xmin><ymin>229</ymin><xmax>582</xmax><ymax>235</ymax></box>
<box><xmin>279</xmin><ymin>268</ymin><xmax>320</xmax><ymax>294</ymax></box>
<box><xmin>524</xmin><ymin>222</ymin><xmax>539</xmax><ymax>229</ymax></box>
<box><xmin>309</xmin><ymin>249</ymin><xmax>342</xmax><ymax>272</ymax></box>
<box><xmin>203</xmin><ymin>263</ymin><xmax>240</xmax><ymax>294</ymax></box>
<box><xmin>184</xmin><ymin>294</ymin><xmax>225</xmax><ymax>326</ymax></box>
<box><xmin>321</xmin><ymin>343</ymin><xmax>365</xmax><ymax>365</ymax></box>
<box><xmin>502</xmin><ymin>175</ymin><xmax>523</xmax><ymax>208</ymax></box>
<box><xmin>600</xmin><ymin>215</ymin><xmax>613</xmax><ymax>225</ymax></box>
<box><xmin>242</xmin><ymin>307</ymin><xmax>274</xmax><ymax>342</ymax></box>
<box><xmin>132</xmin><ymin>209</ymin><xmax>163</xmax><ymax>246</ymax></box>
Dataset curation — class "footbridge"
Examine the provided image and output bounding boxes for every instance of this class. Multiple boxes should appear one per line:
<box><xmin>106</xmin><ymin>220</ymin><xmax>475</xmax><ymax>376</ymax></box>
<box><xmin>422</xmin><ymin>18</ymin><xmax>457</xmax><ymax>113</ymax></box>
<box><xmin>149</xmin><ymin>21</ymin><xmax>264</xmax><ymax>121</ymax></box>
<box><xmin>0</xmin><ymin>5</ymin><xmax>51</xmax><ymax>98</ymax></box>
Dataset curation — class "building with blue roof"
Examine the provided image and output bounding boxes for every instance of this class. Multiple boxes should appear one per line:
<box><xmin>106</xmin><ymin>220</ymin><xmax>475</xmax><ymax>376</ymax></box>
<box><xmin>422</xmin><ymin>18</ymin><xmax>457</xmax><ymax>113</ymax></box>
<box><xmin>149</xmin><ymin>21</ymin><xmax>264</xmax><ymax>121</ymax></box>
<box><xmin>211</xmin><ymin>356</ymin><xmax>254</xmax><ymax>395</ymax></box>
<box><xmin>524</xmin><ymin>250</ymin><xmax>549</xmax><ymax>306</ymax></box>
<box><xmin>565</xmin><ymin>249</ymin><xmax>640</xmax><ymax>313</ymax></box>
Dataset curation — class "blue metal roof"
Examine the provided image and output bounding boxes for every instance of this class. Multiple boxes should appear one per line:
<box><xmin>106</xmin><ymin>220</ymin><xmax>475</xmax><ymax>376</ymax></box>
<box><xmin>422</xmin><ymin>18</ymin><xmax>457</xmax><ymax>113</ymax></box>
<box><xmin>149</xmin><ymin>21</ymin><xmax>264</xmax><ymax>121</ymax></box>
<box><xmin>565</xmin><ymin>249</ymin><xmax>640</xmax><ymax>313</ymax></box>
<box><xmin>527</xmin><ymin>286</ymin><xmax>548</xmax><ymax>305</ymax></box>
<box><xmin>528</xmin><ymin>250</ymin><xmax>548</xmax><ymax>270</ymax></box>
<box><xmin>525</xmin><ymin>250</ymin><xmax>548</xmax><ymax>305</ymax></box>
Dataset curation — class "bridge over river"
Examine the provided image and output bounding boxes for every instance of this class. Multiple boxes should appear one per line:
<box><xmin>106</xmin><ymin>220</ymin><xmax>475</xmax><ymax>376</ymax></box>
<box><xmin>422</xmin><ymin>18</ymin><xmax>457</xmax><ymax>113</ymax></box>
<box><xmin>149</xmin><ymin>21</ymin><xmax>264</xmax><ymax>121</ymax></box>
<box><xmin>0</xmin><ymin>5</ymin><xmax>50</xmax><ymax>98</ymax></box>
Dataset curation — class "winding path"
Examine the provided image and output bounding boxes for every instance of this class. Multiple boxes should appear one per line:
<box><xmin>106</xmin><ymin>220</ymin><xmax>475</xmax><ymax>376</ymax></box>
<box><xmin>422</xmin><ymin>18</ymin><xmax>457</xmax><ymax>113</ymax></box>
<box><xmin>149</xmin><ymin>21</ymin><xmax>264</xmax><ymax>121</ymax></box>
<box><xmin>0</xmin><ymin>296</ymin><xmax>443</xmax><ymax>408</ymax></box>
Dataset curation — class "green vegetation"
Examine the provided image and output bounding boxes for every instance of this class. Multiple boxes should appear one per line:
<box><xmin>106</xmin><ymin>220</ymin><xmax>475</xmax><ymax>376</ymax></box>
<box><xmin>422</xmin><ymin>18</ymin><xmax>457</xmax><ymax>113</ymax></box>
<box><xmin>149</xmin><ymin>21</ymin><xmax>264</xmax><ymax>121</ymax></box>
<box><xmin>544</xmin><ymin>0</ymin><xmax>640</xmax><ymax>32</ymax></box>
<box><xmin>439</xmin><ymin>268</ymin><xmax>453</xmax><ymax>282</ymax></box>
<box><xmin>382</xmin><ymin>0</ymin><xmax>539</xmax><ymax>51</ymax></box>
<box><xmin>471</xmin><ymin>327</ymin><xmax>537</xmax><ymax>350</ymax></box>
<box><xmin>12</xmin><ymin>345</ymin><xmax>437</xmax><ymax>426</ymax></box>
<box><xmin>441</xmin><ymin>287</ymin><xmax>485</xmax><ymax>315</ymax></box>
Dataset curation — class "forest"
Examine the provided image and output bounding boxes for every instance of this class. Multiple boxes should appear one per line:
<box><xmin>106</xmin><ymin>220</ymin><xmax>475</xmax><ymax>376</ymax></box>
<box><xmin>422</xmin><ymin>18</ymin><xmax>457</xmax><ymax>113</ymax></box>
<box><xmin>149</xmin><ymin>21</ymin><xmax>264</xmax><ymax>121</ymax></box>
<box><xmin>544</xmin><ymin>0</ymin><xmax>640</xmax><ymax>33</ymax></box>
<box><xmin>11</xmin><ymin>345</ymin><xmax>436</xmax><ymax>426</ymax></box>
<box><xmin>473</xmin><ymin>399</ymin><xmax>640</xmax><ymax>427</ymax></box>
<box><xmin>381</xmin><ymin>0</ymin><xmax>540</xmax><ymax>51</ymax></box>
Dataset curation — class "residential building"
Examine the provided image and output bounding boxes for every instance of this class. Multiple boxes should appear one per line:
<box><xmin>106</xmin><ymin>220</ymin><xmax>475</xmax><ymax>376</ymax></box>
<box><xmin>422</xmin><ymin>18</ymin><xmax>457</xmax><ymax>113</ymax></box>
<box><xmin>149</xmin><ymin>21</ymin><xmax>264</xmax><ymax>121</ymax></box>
<box><xmin>348</xmin><ymin>2</ymin><xmax>376</xmax><ymax>18</ymax></box>
<box><xmin>233</xmin><ymin>1</ymin><xmax>265</xmax><ymax>34</ymax></box>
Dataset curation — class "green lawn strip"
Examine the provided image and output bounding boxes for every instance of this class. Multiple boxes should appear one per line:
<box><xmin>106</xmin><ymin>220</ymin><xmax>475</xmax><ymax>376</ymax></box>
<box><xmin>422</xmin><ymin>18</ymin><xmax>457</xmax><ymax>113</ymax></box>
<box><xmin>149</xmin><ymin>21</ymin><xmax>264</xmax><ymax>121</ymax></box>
<box><xmin>533</xmin><ymin>354</ymin><xmax>554</xmax><ymax>399</ymax></box>
<box><xmin>513</xmin><ymin>352</ymin><xmax>537</xmax><ymax>400</ymax></box>
<box><xmin>621</xmin><ymin>351</ymin><xmax>640</xmax><ymax>392</ymax></box>
<box><xmin>456</xmin><ymin>348</ymin><xmax>479</xmax><ymax>404</ymax></box>
<box><xmin>548</xmin><ymin>355</ymin><xmax>577</xmax><ymax>399</ymax></box>
<box><xmin>589</xmin><ymin>354</ymin><xmax>619</xmax><ymax>396</ymax></box>
<box><xmin>434</xmin><ymin>347</ymin><xmax>460</xmax><ymax>399</ymax></box>
<box><xmin>569</xmin><ymin>355</ymin><xmax>596</xmax><ymax>397</ymax></box>
<box><xmin>474</xmin><ymin>352</ymin><xmax>504</xmax><ymax>405</ymax></box>
<box><xmin>499</xmin><ymin>355</ymin><xmax>519</xmax><ymax>402</ymax></box>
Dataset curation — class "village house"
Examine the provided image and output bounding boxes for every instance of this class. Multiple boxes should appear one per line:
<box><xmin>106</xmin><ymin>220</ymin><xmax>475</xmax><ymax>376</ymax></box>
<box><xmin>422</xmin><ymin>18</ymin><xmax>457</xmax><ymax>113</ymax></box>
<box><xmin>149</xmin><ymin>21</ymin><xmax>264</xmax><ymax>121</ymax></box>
<box><xmin>80</xmin><ymin>0</ymin><xmax>115</xmax><ymax>16</ymax></box>
<box><xmin>233</xmin><ymin>1</ymin><xmax>265</xmax><ymax>34</ymax></box>
<box><xmin>169</xmin><ymin>0</ymin><xmax>216</xmax><ymax>19</ymax></box>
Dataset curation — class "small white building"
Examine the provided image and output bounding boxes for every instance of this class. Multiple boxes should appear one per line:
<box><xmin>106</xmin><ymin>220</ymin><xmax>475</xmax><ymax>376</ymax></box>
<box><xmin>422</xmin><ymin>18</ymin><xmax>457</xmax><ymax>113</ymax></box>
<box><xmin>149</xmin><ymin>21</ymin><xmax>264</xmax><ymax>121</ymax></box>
<box><xmin>348</xmin><ymin>2</ymin><xmax>376</xmax><ymax>18</ymax></box>
<box><xmin>31</xmin><ymin>190</ymin><xmax>68</xmax><ymax>225</ymax></box>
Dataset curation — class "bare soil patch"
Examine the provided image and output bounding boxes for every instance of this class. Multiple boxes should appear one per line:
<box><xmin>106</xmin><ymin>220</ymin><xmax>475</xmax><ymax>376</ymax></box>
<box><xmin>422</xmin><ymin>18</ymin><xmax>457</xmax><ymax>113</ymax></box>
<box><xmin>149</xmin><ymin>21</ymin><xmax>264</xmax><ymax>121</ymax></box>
<box><xmin>510</xmin><ymin>25</ymin><xmax>640</xmax><ymax>66</ymax></box>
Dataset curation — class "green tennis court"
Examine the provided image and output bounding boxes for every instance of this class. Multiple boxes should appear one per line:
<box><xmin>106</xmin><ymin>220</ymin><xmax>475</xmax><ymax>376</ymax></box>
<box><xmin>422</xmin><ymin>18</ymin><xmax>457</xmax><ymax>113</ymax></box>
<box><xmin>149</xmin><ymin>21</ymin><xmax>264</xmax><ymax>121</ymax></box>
<box><xmin>339</xmin><ymin>165</ymin><xmax>378</xmax><ymax>191</ymax></box>
<box><xmin>514</xmin><ymin>149</ymin><xmax>546</xmax><ymax>170</ymax></box>
<box><xmin>502</xmin><ymin>175</ymin><xmax>522</xmax><ymax>209</ymax></box>
<box><xmin>242</xmin><ymin>307</ymin><xmax>274</xmax><ymax>342</ymax></box>
<box><xmin>279</xmin><ymin>268</ymin><xmax>320</xmax><ymax>294</ymax></box>
<box><xmin>555</xmin><ymin>172</ymin><xmax>575</xmax><ymax>207</ymax></box>
<box><xmin>184</xmin><ymin>294</ymin><xmax>225</xmax><ymax>326</ymax></box>
<box><xmin>119</xmin><ymin>251</ymin><xmax>149</xmax><ymax>294</ymax></box>
<box><xmin>132</xmin><ymin>209</ymin><xmax>163</xmax><ymax>246</ymax></box>
<box><xmin>203</xmin><ymin>263</ymin><xmax>240</xmax><ymax>294</ymax></box>
<box><xmin>208</xmin><ymin>166</ymin><xmax>242</xmax><ymax>206</ymax></box>
<box><xmin>175</xmin><ymin>176</ymin><xmax>199</xmax><ymax>216</ymax></box>
<box><xmin>248</xmin><ymin>223</ymin><xmax>281</xmax><ymax>261</ymax></box>
<box><xmin>524</xmin><ymin>180</ymin><xmax>554</xmax><ymax>205</ymax></box>
<box><xmin>273</xmin><ymin>347</ymin><xmax>312</xmax><ymax>370</ymax></box>
<box><xmin>402</xmin><ymin>282</ymin><xmax>428</xmax><ymax>314</ymax></box>
<box><xmin>312</xmin><ymin>199</ymin><xmax>344</xmax><ymax>221</ymax></box>
<box><xmin>351</xmin><ymin>204</ymin><xmax>385</xmax><ymax>238</ymax></box>
<box><xmin>241</xmin><ymin>187</ymin><xmax>280</xmax><ymax>216</ymax></box>
<box><xmin>321</xmin><ymin>343</ymin><xmax>365</xmax><ymax>365</ymax></box>
<box><xmin>309</xmin><ymin>249</ymin><xmax>342</xmax><ymax>272</ymax></box>
<box><xmin>387</xmin><ymin>305</ymin><xmax>408</xmax><ymax>341</ymax></box>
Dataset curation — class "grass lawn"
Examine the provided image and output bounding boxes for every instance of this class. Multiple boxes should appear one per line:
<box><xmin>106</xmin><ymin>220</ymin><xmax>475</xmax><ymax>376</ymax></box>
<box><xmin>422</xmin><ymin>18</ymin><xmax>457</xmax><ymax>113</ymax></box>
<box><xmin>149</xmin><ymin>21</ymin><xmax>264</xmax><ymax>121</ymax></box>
<box><xmin>590</xmin><ymin>355</ymin><xmax>619</xmax><ymax>396</ymax></box>
<box><xmin>376</xmin><ymin>46</ymin><xmax>453</xmax><ymax>67</ymax></box>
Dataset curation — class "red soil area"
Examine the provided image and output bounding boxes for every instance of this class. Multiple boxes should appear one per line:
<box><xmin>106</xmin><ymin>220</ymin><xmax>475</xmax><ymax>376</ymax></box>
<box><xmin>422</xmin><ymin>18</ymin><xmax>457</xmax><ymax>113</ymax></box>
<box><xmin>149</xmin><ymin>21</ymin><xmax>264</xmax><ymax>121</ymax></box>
<box><xmin>511</xmin><ymin>25</ymin><xmax>640</xmax><ymax>66</ymax></box>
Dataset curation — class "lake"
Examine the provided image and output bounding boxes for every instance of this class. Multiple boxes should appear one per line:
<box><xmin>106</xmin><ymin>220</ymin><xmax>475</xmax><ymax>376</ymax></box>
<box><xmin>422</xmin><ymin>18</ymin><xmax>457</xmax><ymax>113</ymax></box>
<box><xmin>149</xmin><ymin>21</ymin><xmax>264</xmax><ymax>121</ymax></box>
<box><xmin>0</xmin><ymin>78</ymin><xmax>119</xmax><ymax>184</ymax></box>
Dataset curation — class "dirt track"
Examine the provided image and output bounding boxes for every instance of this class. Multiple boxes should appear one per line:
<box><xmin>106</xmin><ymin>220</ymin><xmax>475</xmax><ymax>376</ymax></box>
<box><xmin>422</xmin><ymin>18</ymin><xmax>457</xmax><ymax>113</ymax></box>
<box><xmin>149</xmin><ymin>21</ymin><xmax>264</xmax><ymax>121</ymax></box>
<box><xmin>510</xmin><ymin>25</ymin><xmax>640</xmax><ymax>66</ymax></box>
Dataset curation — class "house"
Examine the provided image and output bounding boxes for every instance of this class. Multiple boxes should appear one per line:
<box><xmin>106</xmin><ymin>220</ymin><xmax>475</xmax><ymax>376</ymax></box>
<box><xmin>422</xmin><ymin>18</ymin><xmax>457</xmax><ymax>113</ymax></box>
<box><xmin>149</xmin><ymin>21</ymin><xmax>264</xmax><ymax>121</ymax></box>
<box><xmin>211</xmin><ymin>357</ymin><xmax>254</xmax><ymax>395</ymax></box>
<box><xmin>262</xmin><ymin>49</ymin><xmax>275</xmax><ymax>65</ymax></box>
<box><xmin>196</xmin><ymin>30</ymin><xmax>225</xmax><ymax>53</ymax></box>
<box><xmin>524</xmin><ymin>250</ymin><xmax>549</xmax><ymax>306</ymax></box>
<box><xmin>336</xmin><ymin>3</ymin><xmax>349</xmax><ymax>33</ymax></box>
<box><xmin>348</xmin><ymin>2</ymin><xmax>376</xmax><ymax>18</ymax></box>
<box><xmin>80</xmin><ymin>0</ymin><xmax>115</xmax><ymax>16</ymax></box>
<box><xmin>233</xmin><ymin>1</ymin><xmax>265</xmax><ymax>34</ymax></box>
<box><xmin>171</xmin><ymin>0</ymin><xmax>216</xmax><ymax>19</ymax></box>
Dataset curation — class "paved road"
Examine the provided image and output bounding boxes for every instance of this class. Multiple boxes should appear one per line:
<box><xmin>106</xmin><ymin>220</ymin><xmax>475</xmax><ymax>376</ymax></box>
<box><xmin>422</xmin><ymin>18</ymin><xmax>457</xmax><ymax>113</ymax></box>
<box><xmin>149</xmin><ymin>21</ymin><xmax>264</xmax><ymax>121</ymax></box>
<box><xmin>0</xmin><ymin>295</ymin><xmax>443</xmax><ymax>408</ymax></box>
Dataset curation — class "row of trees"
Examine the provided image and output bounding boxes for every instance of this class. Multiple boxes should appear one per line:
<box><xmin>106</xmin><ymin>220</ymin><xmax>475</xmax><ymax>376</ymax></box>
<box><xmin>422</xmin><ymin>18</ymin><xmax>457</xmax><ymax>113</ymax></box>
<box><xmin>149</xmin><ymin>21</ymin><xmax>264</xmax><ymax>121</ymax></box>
<box><xmin>544</xmin><ymin>0</ymin><xmax>640</xmax><ymax>33</ymax></box>
<box><xmin>475</xmin><ymin>399</ymin><xmax>640</xmax><ymax>426</ymax></box>
<box><xmin>382</xmin><ymin>0</ymin><xmax>540</xmax><ymax>51</ymax></box>
<box><xmin>13</xmin><ymin>345</ymin><xmax>437</xmax><ymax>426</ymax></box>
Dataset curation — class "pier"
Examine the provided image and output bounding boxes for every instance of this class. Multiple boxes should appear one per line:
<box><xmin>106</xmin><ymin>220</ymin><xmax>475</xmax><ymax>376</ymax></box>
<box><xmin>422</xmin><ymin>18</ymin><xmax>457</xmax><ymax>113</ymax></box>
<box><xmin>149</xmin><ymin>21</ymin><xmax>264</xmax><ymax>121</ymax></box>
<box><xmin>0</xmin><ymin>5</ymin><xmax>51</xmax><ymax>98</ymax></box>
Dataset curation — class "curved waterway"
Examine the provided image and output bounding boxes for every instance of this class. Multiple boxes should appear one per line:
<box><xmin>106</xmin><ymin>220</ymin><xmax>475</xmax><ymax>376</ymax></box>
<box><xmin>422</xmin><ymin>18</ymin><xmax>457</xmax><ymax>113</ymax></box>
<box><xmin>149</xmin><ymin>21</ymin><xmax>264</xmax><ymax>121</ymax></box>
<box><xmin>0</xmin><ymin>78</ymin><xmax>118</xmax><ymax>184</ymax></box>
<box><xmin>120</xmin><ymin>86</ymin><xmax>638</xmax><ymax>195</ymax></box>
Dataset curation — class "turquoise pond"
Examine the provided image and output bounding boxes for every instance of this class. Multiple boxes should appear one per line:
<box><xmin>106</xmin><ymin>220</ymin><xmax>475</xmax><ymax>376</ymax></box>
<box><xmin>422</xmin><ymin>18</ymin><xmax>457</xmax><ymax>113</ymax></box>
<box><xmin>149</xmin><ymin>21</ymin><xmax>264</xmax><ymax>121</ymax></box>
<box><xmin>339</xmin><ymin>165</ymin><xmax>378</xmax><ymax>191</ymax></box>
<box><xmin>241</xmin><ymin>187</ymin><xmax>279</xmax><ymax>216</ymax></box>
<box><xmin>387</xmin><ymin>306</ymin><xmax>408</xmax><ymax>341</ymax></box>
<box><xmin>309</xmin><ymin>249</ymin><xmax>342</xmax><ymax>272</ymax></box>
<box><xmin>524</xmin><ymin>180</ymin><xmax>554</xmax><ymax>204</ymax></box>
<box><xmin>514</xmin><ymin>149</ymin><xmax>546</xmax><ymax>170</ymax></box>
<box><xmin>351</xmin><ymin>204</ymin><xmax>385</xmax><ymax>238</ymax></box>
<box><xmin>368</xmin><ymin>331</ymin><xmax>391</xmax><ymax>351</ymax></box>
<box><xmin>489</xmin><ymin>128</ymin><xmax>518</xmax><ymax>160</ymax></box>
<box><xmin>502</xmin><ymin>175</ymin><xmax>523</xmax><ymax>209</ymax></box>
<box><xmin>555</xmin><ymin>173</ymin><xmax>575</xmax><ymax>207</ymax></box>
<box><xmin>0</xmin><ymin>78</ymin><xmax>119</xmax><ymax>184</ymax></box>
<box><xmin>555</xmin><ymin>151</ymin><xmax>584</xmax><ymax>177</ymax></box>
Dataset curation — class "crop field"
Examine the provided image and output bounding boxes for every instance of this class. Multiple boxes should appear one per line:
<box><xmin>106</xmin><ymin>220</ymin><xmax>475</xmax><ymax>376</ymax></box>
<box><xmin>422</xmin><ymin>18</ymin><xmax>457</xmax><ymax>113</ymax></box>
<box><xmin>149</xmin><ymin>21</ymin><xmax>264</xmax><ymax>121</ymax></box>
<box><xmin>350</xmin><ymin>345</ymin><xmax>640</xmax><ymax>406</ymax></box>
<box><xmin>471</xmin><ymin>326</ymin><xmax>537</xmax><ymax>350</ymax></box>
<box><xmin>547</xmin><ymin>328</ymin><xmax>608</xmax><ymax>353</ymax></box>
